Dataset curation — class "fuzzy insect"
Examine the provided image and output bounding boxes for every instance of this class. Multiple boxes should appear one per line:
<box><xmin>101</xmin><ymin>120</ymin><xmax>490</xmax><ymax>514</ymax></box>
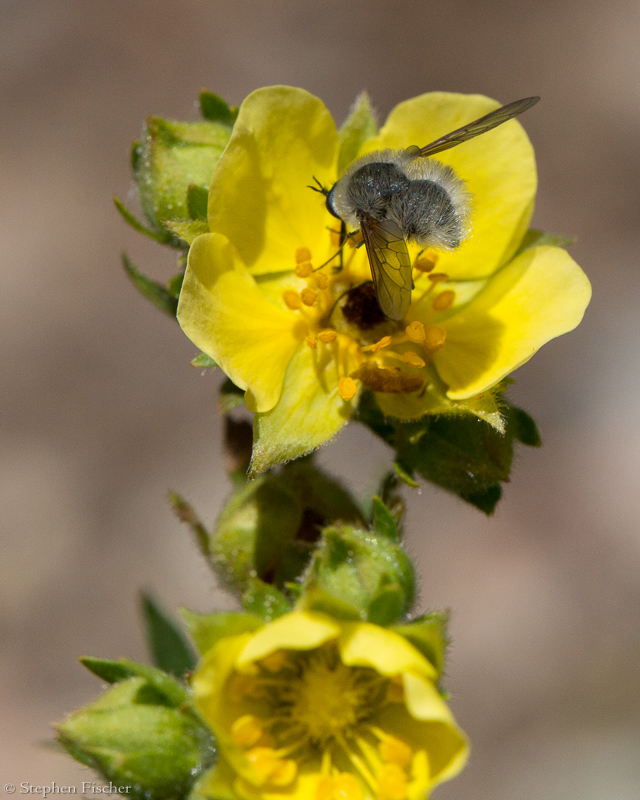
<box><xmin>323</xmin><ymin>96</ymin><xmax>540</xmax><ymax>320</ymax></box>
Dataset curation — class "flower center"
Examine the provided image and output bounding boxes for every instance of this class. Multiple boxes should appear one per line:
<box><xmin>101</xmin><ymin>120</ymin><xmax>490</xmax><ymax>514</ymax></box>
<box><xmin>227</xmin><ymin>644</ymin><xmax>422</xmax><ymax>800</ymax></box>
<box><xmin>280</xmin><ymin>241</ymin><xmax>454</xmax><ymax>401</ymax></box>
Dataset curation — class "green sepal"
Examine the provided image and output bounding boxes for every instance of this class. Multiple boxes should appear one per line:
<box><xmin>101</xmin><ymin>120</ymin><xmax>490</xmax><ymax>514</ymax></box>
<box><xmin>140</xmin><ymin>592</ymin><xmax>197</xmax><ymax>677</ymax></box>
<box><xmin>79</xmin><ymin>658</ymin><xmax>188</xmax><ymax>707</ymax></box>
<box><xmin>357</xmin><ymin>390</ymin><xmax>540</xmax><ymax>514</ymax></box>
<box><xmin>242</xmin><ymin>578</ymin><xmax>291</xmax><ymax>622</ymax></box>
<box><xmin>180</xmin><ymin>609</ymin><xmax>263</xmax><ymax>655</ymax></box>
<box><xmin>392</xmin><ymin>611</ymin><xmax>449</xmax><ymax>678</ymax></box>
<box><xmin>298</xmin><ymin>524</ymin><xmax>415</xmax><ymax>625</ymax></box>
<box><xmin>298</xmin><ymin>587</ymin><xmax>362</xmax><ymax>622</ymax></box>
<box><xmin>371</xmin><ymin>496</ymin><xmax>400</xmax><ymax>541</ymax></box>
<box><xmin>199</xmin><ymin>90</ymin><xmax>238</xmax><ymax>125</ymax></box>
<box><xmin>164</xmin><ymin>218</ymin><xmax>209</xmax><ymax>246</ymax></box>
<box><xmin>56</xmin><ymin>676</ymin><xmax>215</xmax><ymax>800</ymax></box>
<box><xmin>337</xmin><ymin>92</ymin><xmax>378</xmax><ymax>175</ymax></box>
<box><xmin>219</xmin><ymin>378</ymin><xmax>245</xmax><ymax>413</ymax></box>
<box><xmin>135</xmin><ymin>115</ymin><xmax>232</xmax><ymax>238</ymax></box>
<box><xmin>167</xmin><ymin>272</ymin><xmax>184</xmax><ymax>298</ymax></box>
<box><xmin>169</xmin><ymin>492</ymin><xmax>214</xmax><ymax>570</ymax></box>
<box><xmin>191</xmin><ymin>352</ymin><xmax>218</xmax><ymax>368</ymax></box>
<box><xmin>515</xmin><ymin>227</ymin><xmax>575</xmax><ymax>256</ymax></box>
<box><xmin>121</xmin><ymin>253</ymin><xmax>178</xmax><ymax>318</ymax></box>
<box><xmin>114</xmin><ymin>197</ymin><xmax>171</xmax><ymax>244</ymax></box>
<box><xmin>187</xmin><ymin>184</ymin><xmax>210</xmax><ymax>220</ymax></box>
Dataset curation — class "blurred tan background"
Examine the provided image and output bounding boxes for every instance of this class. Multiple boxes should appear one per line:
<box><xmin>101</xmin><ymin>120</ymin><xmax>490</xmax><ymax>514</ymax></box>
<box><xmin>2</xmin><ymin>0</ymin><xmax>639</xmax><ymax>797</ymax></box>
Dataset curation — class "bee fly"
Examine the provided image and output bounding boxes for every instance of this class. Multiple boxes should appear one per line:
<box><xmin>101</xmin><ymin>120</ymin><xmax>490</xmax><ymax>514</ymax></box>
<box><xmin>316</xmin><ymin>96</ymin><xmax>539</xmax><ymax>321</ymax></box>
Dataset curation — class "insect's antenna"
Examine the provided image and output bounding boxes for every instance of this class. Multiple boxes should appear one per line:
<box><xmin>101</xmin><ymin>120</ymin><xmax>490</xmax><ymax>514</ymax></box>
<box><xmin>308</xmin><ymin>176</ymin><xmax>329</xmax><ymax>196</ymax></box>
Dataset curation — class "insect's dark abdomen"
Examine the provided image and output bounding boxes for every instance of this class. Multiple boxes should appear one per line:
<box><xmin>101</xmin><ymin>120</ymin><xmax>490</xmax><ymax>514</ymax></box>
<box><xmin>347</xmin><ymin>162</ymin><xmax>410</xmax><ymax>222</ymax></box>
<box><xmin>391</xmin><ymin>179</ymin><xmax>463</xmax><ymax>249</ymax></box>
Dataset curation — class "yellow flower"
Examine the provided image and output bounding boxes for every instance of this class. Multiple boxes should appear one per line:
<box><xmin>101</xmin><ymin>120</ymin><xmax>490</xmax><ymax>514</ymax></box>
<box><xmin>177</xmin><ymin>86</ymin><xmax>591</xmax><ymax>471</ymax></box>
<box><xmin>193</xmin><ymin>610</ymin><xmax>468</xmax><ymax>800</ymax></box>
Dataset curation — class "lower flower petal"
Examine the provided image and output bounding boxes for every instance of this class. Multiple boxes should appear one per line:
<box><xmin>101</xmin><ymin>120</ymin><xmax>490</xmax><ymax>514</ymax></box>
<box><xmin>178</xmin><ymin>233</ymin><xmax>305</xmax><ymax>412</ymax></box>
<box><xmin>250</xmin><ymin>343</ymin><xmax>354</xmax><ymax>474</ymax></box>
<box><xmin>434</xmin><ymin>245</ymin><xmax>592</xmax><ymax>399</ymax></box>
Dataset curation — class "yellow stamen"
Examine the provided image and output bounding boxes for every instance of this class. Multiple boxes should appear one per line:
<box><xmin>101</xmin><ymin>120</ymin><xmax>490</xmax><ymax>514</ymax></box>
<box><xmin>413</xmin><ymin>252</ymin><xmax>438</xmax><ymax>273</ymax></box>
<box><xmin>296</xmin><ymin>261</ymin><xmax>313</xmax><ymax>278</ymax></box>
<box><xmin>231</xmin><ymin>715</ymin><xmax>264</xmax><ymax>748</ymax></box>
<box><xmin>379</xmin><ymin>737</ymin><xmax>413</xmax><ymax>768</ymax></box>
<box><xmin>246</xmin><ymin>747</ymin><xmax>281</xmax><ymax>781</ymax></box>
<box><xmin>296</xmin><ymin>247</ymin><xmax>312</xmax><ymax>263</ymax></box>
<box><xmin>362</xmin><ymin>335</ymin><xmax>392</xmax><ymax>354</ymax></box>
<box><xmin>306</xmin><ymin>333</ymin><xmax>317</xmax><ymax>349</ymax></box>
<box><xmin>428</xmin><ymin>272</ymin><xmax>449</xmax><ymax>283</ymax></box>
<box><xmin>228</xmin><ymin>673</ymin><xmax>262</xmax><ymax>702</ymax></box>
<box><xmin>423</xmin><ymin>325</ymin><xmax>447</xmax><ymax>351</ymax></box>
<box><xmin>386</xmin><ymin>677</ymin><xmax>404</xmax><ymax>703</ymax></box>
<box><xmin>301</xmin><ymin>288</ymin><xmax>318</xmax><ymax>306</ymax></box>
<box><xmin>432</xmin><ymin>290</ymin><xmax>455</xmax><ymax>311</ymax></box>
<box><xmin>376</xmin><ymin>763</ymin><xmax>407</xmax><ymax>800</ymax></box>
<box><xmin>315</xmin><ymin>272</ymin><xmax>330</xmax><ymax>290</ymax></box>
<box><xmin>283</xmin><ymin>289</ymin><xmax>302</xmax><ymax>310</ymax></box>
<box><xmin>318</xmin><ymin>329</ymin><xmax>337</xmax><ymax>343</ymax></box>
<box><xmin>269</xmin><ymin>759</ymin><xmax>298</xmax><ymax>787</ymax></box>
<box><xmin>401</xmin><ymin>352</ymin><xmax>425</xmax><ymax>368</ymax></box>
<box><xmin>261</xmin><ymin>650</ymin><xmax>287</xmax><ymax>673</ymax></box>
<box><xmin>333</xmin><ymin>773</ymin><xmax>365</xmax><ymax>800</ymax></box>
<box><xmin>338</xmin><ymin>376</ymin><xmax>357</xmax><ymax>401</ymax></box>
<box><xmin>317</xmin><ymin>776</ymin><xmax>335</xmax><ymax>800</ymax></box>
<box><xmin>405</xmin><ymin>321</ymin><xmax>425</xmax><ymax>343</ymax></box>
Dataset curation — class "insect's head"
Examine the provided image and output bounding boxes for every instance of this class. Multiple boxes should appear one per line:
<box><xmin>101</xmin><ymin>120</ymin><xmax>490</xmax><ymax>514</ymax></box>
<box><xmin>308</xmin><ymin>176</ymin><xmax>341</xmax><ymax>220</ymax></box>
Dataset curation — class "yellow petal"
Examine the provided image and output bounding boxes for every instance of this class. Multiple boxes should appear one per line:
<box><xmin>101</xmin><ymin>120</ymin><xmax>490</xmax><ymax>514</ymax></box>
<box><xmin>208</xmin><ymin>86</ymin><xmax>338</xmax><ymax>274</ymax></box>
<box><xmin>250</xmin><ymin>341</ymin><xmax>353</xmax><ymax>475</ymax></box>
<box><xmin>434</xmin><ymin>245</ymin><xmax>592</xmax><ymax>399</ymax></box>
<box><xmin>235</xmin><ymin>611</ymin><xmax>340</xmax><ymax>668</ymax></box>
<box><xmin>339</xmin><ymin>622</ymin><xmax>437</xmax><ymax>681</ymax></box>
<box><xmin>362</xmin><ymin>92</ymin><xmax>537</xmax><ymax>278</ymax></box>
<box><xmin>177</xmin><ymin>233</ymin><xmax>305</xmax><ymax>412</ymax></box>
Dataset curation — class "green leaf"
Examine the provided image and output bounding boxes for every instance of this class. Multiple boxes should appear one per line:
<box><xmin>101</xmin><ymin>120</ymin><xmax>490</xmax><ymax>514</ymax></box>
<box><xmin>199</xmin><ymin>90</ymin><xmax>238</xmax><ymax>125</ymax></box>
<box><xmin>140</xmin><ymin>592</ymin><xmax>197</xmax><ymax>677</ymax></box>
<box><xmin>187</xmin><ymin>184</ymin><xmax>210</xmax><ymax>220</ymax></box>
<box><xmin>371</xmin><ymin>496</ymin><xmax>400</xmax><ymax>541</ymax></box>
<box><xmin>114</xmin><ymin>197</ymin><xmax>170</xmax><ymax>243</ymax></box>
<box><xmin>515</xmin><ymin>228</ymin><xmax>575</xmax><ymax>256</ymax></box>
<box><xmin>190</xmin><ymin>352</ymin><xmax>218</xmax><ymax>368</ymax></box>
<box><xmin>242</xmin><ymin>578</ymin><xmax>291</xmax><ymax>621</ymax></box>
<box><xmin>337</xmin><ymin>92</ymin><xmax>378</xmax><ymax>174</ymax></box>
<box><xmin>80</xmin><ymin>657</ymin><xmax>137</xmax><ymax>684</ymax></box>
<box><xmin>121</xmin><ymin>253</ymin><xmax>178</xmax><ymax>318</ymax></box>
<box><xmin>180</xmin><ymin>609</ymin><xmax>263</xmax><ymax>655</ymax></box>
<box><xmin>357</xmin><ymin>390</ymin><xmax>540</xmax><ymax>514</ymax></box>
<box><xmin>392</xmin><ymin>611</ymin><xmax>449</xmax><ymax>677</ymax></box>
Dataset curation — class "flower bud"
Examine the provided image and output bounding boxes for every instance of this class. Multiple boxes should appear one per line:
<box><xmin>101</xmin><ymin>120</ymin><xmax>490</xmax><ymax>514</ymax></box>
<box><xmin>57</xmin><ymin>676</ymin><xmax>214</xmax><ymax>800</ymax></box>
<box><xmin>298</xmin><ymin>523</ymin><xmax>416</xmax><ymax>626</ymax></box>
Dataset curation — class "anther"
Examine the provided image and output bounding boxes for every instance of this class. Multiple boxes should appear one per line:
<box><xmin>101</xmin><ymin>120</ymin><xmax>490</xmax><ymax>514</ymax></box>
<box><xmin>401</xmin><ymin>352</ymin><xmax>425</xmax><ymax>368</ymax></box>
<box><xmin>423</xmin><ymin>325</ymin><xmax>447</xmax><ymax>351</ymax></box>
<box><xmin>246</xmin><ymin>748</ymin><xmax>282</xmax><ymax>780</ymax></box>
<box><xmin>432</xmin><ymin>290</ymin><xmax>455</xmax><ymax>311</ymax></box>
<box><xmin>318</xmin><ymin>330</ymin><xmax>337</xmax><ymax>343</ymax></box>
<box><xmin>372</xmin><ymin>336</ymin><xmax>392</xmax><ymax>352</ymax></box>
<box><xmin>301</xmin><ymin>288</ymin><xmax>318</xmax><ymax>306</ymax></box>
<box><xmin>306</xmin><ymin>333</ymin><xmax>317</xmax><ymax>349</ymax></box>
<box><xmin>269</xmin><ymin>759</ymin><xmax>298</xmax><ymax>787</ymax></box>
<box><xmin>231</xmin><ymin>715</ymin><xmax>264</xmax><ymax>748</ymax></box>
<box><xmin>427</xmin><ymin>272</ymin><xmax>449</xmax><ymax>283</ymax></box>
<box><xmin>296</xmin><ymin>247</ymin><xmax>312</xmax><ymax>263</ymax></box>
<box><xmin>376</xmin><ymin>763</ymin><xmax>407</xmax><ymax>800</ymax></box>
<box><xmin>315</xmin><ymin>272</ymin><xmax>329</xmax><ymax>290</ymax></box>
<box><xmin>338</xmin><ymin>376</ymin><xmax>357</xmax><ymax>401</ymax></box>
<box><xmin>333</xmin><ymin>773</ymin><xmax>364</xmax><ymax>800</ymax></box>
<box><xmin>413</xmin><ymin>252</ymin><xmax>438</xmax><ymax>273</ymax></box>
<box><xmin>295</xmin><ymin>261</ymin><xmax>313</xmax><ymax>278</ymax></box>
<box><xmin>283</xmin><ymin>290</ymin><xmax>302</xmax><ymax>310</ymax></box>
<box><xmin>405</xmin><ymin>321</ymin><xmax>425</xmax><ymax>343</ymax></box>
<box><xmin>378</xmin><ymin>737</ymin><xmax>412</xmax><ymax>768</ymax></box>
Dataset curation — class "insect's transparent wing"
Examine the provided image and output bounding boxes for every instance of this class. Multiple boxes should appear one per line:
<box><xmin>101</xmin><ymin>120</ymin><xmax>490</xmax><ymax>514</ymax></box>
<box><xmin>407</xmin><ymin>96</ymin><xmax>540</xmax><ymax>159</ymax></box>
<box><xmin>360</xmin><ymin>217</ymin><xmax>412</xmax><ymax>321</ymax></box>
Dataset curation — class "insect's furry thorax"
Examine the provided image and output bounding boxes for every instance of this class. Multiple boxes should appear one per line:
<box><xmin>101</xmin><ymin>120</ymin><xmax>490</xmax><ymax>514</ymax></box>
<box><xmin>328</xmin><ymin>149</ymin><xmax>471</xmax><ymax>251</ymax></box>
